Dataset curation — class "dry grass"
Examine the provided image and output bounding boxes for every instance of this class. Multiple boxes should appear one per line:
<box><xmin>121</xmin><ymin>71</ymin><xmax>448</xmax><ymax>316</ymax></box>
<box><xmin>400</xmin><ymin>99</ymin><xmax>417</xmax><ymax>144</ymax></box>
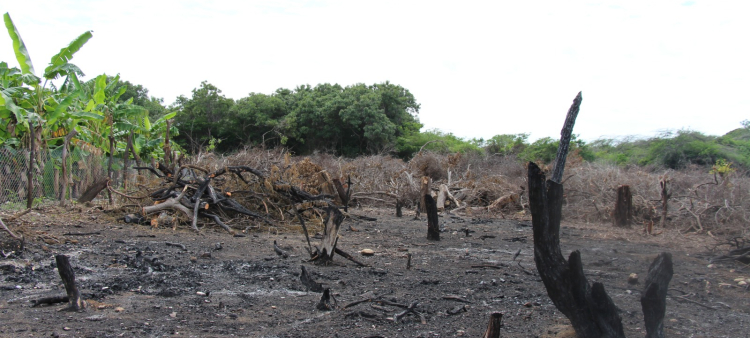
<box><xmin>141</xmin><ymin>147</ymin><xmax>750</xmax><ymax>241</ymax></box>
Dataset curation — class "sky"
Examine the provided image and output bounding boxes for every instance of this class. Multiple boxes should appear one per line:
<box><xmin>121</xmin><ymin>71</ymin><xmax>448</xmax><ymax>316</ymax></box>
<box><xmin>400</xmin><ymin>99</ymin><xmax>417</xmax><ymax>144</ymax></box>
<box><xmin>1</xmin><ymin>0</ymin><xmax>749</xmax><ymax>142</ymax></box>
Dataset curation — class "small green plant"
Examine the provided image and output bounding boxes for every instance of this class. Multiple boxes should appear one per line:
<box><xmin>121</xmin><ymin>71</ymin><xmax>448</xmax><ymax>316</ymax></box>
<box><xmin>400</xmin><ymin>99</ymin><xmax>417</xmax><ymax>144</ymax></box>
<box><xmin>710</xmin><ymin>159</ymin><xmax>735</xmax><ymax>178</ymax></box>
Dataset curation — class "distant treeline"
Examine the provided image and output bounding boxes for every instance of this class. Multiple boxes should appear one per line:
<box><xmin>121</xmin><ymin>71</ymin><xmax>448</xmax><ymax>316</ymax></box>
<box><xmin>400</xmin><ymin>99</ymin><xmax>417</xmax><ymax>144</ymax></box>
<box><xmin>165</xmin><ymin>81</ymin><xmax>749</xmax><ymax>170</ymax></box>
<box><xmin>172</xmin><ymin>81</ymin><xmax>421</xmax><ymax>157</ymax></box>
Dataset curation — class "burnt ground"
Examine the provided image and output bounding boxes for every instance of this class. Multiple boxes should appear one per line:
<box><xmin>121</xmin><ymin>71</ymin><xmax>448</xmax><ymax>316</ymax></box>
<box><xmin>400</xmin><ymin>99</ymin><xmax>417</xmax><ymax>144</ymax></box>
<box><xmin>1</xmin><ymin>205</ymin><xmax>750</xmax><ymax>337</ymax></box>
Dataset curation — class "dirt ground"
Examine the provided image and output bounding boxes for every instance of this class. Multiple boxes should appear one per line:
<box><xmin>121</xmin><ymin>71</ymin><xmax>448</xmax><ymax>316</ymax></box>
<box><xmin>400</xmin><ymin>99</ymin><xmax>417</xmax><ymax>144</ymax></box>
<box><xmin>1</xmin><ymin>205</ymin><xmax>750</xmax><ymax>338</ymax></box>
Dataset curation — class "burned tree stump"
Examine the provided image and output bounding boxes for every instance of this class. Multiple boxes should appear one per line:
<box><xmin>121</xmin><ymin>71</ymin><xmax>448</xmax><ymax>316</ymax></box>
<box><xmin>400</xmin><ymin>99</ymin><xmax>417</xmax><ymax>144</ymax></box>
<box><xmin>483</xmin><ymin>312</ymin><xmax>503</xmax><ymax>338</ymax></box>
<box><xmin>529</xmin><ymin>92</ymin><xmax>625</xmax><ymax>338</ymax></box>
<box><xmin>613</xmin><ymin>185</ymin><xmax>632</xmax><ymax>227</ymax></box>
<box><xmin>641</xmin><ymin>252</ymin><xmax>674</xmax><ymax>338</ymax></box>
<box><xmin>396</xmin><ymin>199</ymin><xmax>403</xmax><ymax>217</ymax></box>
<box><xmin>311</xmin><ymin>207</ymin><xmax>344</xmax><ymax>265</ymax></box>
<box><xmin>425</xmin><ymin>195</ymin><xmax>440</xmax><ymax>241</ymax></box>
<box><xmin>55</xmin><ymin>255</ymin><xmax>86</xmax><ymax>311</ymax></box>
<box><xmin>529</xmin><ymin>162</ymin><xmax>625</xmax><ymax>338</ymax></box>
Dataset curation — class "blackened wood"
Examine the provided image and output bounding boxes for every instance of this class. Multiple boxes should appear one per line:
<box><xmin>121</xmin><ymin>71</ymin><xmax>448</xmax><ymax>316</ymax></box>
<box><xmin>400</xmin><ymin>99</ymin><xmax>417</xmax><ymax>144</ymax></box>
<box><xmin>77</xmin><ymin>178</ymin><xmax>109</xmax><ymax>203</ymax></box>
<box><xmin>31</xmin><ymin>295</ymin><xmax>69</xmax><ymax>307</ymax></box>
<box><xmin>425</xmin><ymin>194</ymin><xmax>440</xmax><ymax>241</ymax></box>
<box><xmin>551</xmin><ymin>91</ymin><xmax>583</xmax><ymax>184</ymax></box>
<box><xmin>316</xmin><ymin>288</ymin><xmax>336</xmax><ymax>311</ymax></box>
<box><xmin>613</xmin><ymin>185</ymin><xmax>632</xmax><ymax>227</ymax></box>
<box><xmin>300</xmin><ymin>265</ymin><xmax>324</xmax><ymax>292</ymax></box>
<box><xmin>333</xmin><ymin>247</ymin><xmax>368</xmax><ymax>267</ymax></box>
<box><xmin>396</xmin><ymin>199</ymin><xmax>403</xmax><ymax>217</ymax></box>
<box><xmin>528</xmin><ymin>162</ymin><xmax>625</xmax><ymax>338</ymax></box>
<box><xmin>483</xmin><ymin>312</ymin><xmax>503</xmax><ymax>338</ymax></box>
<box><xmin>55</xmin><ymin>255</ymin><xmax>86</xmax><ymax>311</ymax></box>
<box><xmin>641</xmin><ymin>252</ymin><xmax>673</xmax><ymax>338</ymax></box>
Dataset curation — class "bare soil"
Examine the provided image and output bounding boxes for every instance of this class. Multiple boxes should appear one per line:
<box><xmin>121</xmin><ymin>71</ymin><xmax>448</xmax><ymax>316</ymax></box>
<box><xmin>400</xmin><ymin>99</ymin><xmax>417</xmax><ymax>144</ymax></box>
<box><xmin>1</xmin><ymin>206</ymin><xmax>750</xmax><ymax>337</ymax></box>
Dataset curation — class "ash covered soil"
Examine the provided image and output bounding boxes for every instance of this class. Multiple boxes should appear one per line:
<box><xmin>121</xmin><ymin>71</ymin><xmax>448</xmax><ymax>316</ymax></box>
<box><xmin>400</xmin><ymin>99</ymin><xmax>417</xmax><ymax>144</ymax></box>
<box><xmin>1</xmin><ymin>206</ymin><xmax>750</xmax><ymax>337</ymax></box>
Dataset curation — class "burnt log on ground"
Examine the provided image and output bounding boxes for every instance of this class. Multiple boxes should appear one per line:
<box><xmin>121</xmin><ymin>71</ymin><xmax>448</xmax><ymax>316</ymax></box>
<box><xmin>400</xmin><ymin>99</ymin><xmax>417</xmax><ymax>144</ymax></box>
<box><xmin>613</xmin><ymin>185</ymin><xmax>633</xmax><ymax>227</ymax></box>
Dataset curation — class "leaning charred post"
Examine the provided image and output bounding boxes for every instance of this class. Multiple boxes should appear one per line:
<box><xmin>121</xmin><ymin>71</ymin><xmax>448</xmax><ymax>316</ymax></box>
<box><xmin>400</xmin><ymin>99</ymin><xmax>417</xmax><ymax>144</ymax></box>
<box><xmin>55</xmin><ymin>255</ymin><xmax>86</xmax><ymax>311</ymax></box>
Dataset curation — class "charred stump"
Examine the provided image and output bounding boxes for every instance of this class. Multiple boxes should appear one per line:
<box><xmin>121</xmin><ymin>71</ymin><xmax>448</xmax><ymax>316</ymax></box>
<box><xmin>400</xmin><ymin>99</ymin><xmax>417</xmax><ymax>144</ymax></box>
<box><xmin>613</xmin><ymin>185</ymin><xmax>632</xmax><ymax>227</ymax></box>
<box><xmin>425</xmin><ymin>194</ymin><xmax>440</xmax><ymax>241</ymax></box>
<box><xmin>396</xmin><ymin>199</ymin><xmax>403</xmax><ymax>217</ymax></box>
<box><xmin>641</xmin><ymin>252</ymin><xmax>674</xmax><ymax>338</ymax></box>
<box><xmin>529</xmin><ymin>92</ymin><xmax>625</xmax><ymax>338</ymax></box>
<box><xmin>483</xmin><ymin>312</ymin><xmax>503</xmax><ymax>338</ymax></box>
<box><xmin>311</xmin><ymin>207</ymin><xmax>344</xmax><ymax>265</ymax></box>
<box><xmin>529</xmin><ymin>162</ymin><xmax>625</xmax><ymax>338</ymax></box>
<box><xmin>55</xmin><ymin>255</ymin><xmax>86</xmax><ymax>311</ymax></box>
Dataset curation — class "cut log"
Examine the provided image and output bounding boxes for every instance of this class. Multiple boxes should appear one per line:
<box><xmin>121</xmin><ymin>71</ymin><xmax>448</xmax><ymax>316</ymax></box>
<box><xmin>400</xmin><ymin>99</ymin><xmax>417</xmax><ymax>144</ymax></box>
<box><xmin>613</xmin><ymin>185</ymin><xmax>632</xmax><ymax>227</ymax></box>
<box><xmin>488</xmin><ymin>193</ymin><xmax>520</xmax><ymax>210</ymax></box>
<box><xmin>425</xmin><ymin>194</ymin><xmax>440</xmax><ymax>241</ymax></box>
<box><xmin>77</xmin><ymin>178</ymin><xmax>110</xmax><ymax>203</ymax></box>
<box><xmin>641</xmin><ymin>252</ymin><xmax>673</xmax><ymax>338</ymax></box>
<box><xmin>55</xmin><ymin>255</ymin><xmax>86</xmax><ymax>311</ymax></box>
<box><xmin>419</xmin><ymin>176</ymin><xmax>431</xmax><ymax>214</ymax></box>
<box><xmin>435</xmin><ymin>184</ymin><xmax>459</xmax><ymax>211</ymax></box>
<box><xmin>482</xmin><ymin>312</ymin><xmax>503</xmax><ymax>338</ymax></box>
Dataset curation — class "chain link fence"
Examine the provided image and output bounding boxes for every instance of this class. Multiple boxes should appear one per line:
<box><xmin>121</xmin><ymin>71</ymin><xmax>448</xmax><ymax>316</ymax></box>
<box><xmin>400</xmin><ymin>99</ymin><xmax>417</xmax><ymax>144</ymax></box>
<box><xmin>0</xmin><ymin>147</ymin><xmax>138</xmax><ymax>210</ymax></box>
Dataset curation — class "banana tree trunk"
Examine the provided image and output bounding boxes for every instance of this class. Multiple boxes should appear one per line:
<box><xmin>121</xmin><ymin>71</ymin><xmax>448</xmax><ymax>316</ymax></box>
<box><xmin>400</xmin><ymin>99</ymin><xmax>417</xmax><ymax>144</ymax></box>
<box><xmin>107</xmin><ymin>134</ymin><xmax>114</xmax><ymax>205</ymax></box>
<box><xmin>59</xmin><ymin>129</ymin><xmax>78</xmax><ymax>205</ymax></box>
<box><xmin>26</xmin><ymin>119</ymin><xmax>35</xmax><ymax>209</ymax></box>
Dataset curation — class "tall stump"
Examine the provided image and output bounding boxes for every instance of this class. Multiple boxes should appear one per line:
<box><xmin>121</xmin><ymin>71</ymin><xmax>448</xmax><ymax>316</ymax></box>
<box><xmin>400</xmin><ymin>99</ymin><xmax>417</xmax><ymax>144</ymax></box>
<box><xmin>613</xmin><ymin>185</ymin><xmax>632</xmax><ymax>227</ymax></box>
<box><xmin>425</xmin><ymin>195</ymin><xmax>440</xmax><ymax>241</ymax></box>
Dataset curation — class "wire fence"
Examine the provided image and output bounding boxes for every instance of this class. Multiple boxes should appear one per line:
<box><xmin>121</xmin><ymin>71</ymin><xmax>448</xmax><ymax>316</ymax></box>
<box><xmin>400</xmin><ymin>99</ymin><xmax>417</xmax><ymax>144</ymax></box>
<box><xmin>0</xmin><ymin>147</ymin><xmax>140</xmax><ymax>210</ymax></box>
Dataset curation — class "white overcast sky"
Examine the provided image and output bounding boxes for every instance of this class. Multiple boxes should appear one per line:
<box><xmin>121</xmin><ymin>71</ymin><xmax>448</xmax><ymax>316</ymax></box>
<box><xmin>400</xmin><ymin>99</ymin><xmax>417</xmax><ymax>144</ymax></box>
<box><xmin>1</xmin><ymin>0</ymin><xmax>748</xmax><ymax>142</ymax></box>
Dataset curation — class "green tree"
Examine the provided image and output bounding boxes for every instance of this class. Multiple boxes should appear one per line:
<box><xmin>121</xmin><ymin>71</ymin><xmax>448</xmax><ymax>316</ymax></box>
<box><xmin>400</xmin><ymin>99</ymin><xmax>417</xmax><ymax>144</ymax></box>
<box><xmin>172</xmin><ymin>81</ymin><xmax>233</xmax><ymax>153</ymax></box>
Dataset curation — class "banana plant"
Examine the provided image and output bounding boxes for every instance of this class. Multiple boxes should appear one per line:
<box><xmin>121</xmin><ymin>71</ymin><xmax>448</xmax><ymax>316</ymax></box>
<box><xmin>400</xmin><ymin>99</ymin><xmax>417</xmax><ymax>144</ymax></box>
<box><xmin>2</xmin><ymin>12</ymin><xmax>93</xmax><ymax>147</ymax></box>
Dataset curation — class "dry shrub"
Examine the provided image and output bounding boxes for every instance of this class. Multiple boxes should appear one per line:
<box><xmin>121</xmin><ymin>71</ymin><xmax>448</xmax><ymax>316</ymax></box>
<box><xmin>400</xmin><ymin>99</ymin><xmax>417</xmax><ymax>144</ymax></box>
<box><xmin>563</xmin><ymin>163</ymin><xmax>750</xmax><ymax>236</ymax></box>
<box><xmin>155</xmin><ymin>147</ymin><xmax>750</xmax><ymax>238</ymax></box>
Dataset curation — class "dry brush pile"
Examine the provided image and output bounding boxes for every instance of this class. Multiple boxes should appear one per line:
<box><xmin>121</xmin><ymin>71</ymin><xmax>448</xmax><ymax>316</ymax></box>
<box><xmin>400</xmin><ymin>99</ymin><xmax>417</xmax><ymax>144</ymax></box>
<box><xmin>108</xmin><ymin>147</ymin><xmax>750</xmax><ymax>242</ymax></box>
